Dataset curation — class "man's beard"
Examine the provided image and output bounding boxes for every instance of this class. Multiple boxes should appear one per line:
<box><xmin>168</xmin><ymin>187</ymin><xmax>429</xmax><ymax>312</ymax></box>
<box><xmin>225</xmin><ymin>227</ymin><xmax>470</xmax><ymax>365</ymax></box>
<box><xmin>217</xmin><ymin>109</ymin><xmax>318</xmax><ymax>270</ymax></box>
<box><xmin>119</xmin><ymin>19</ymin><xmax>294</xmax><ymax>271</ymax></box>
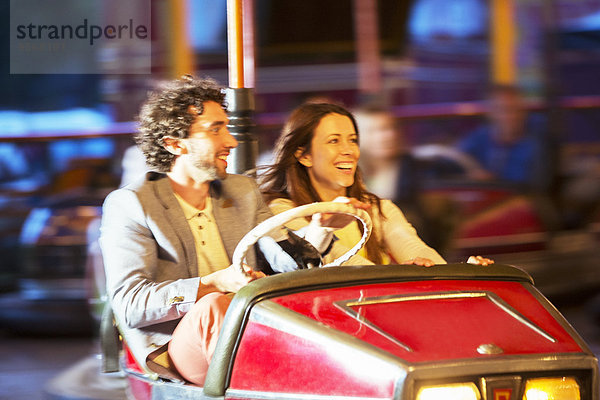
<box><xmin>188</xmin><ymin>156</ymin><xmax>227</xmax><ymax>182</ymax></box>
<box><xmin>186</xmin><ymin>140</ymin><xmax>227</xmax><ymax>182</ymax></box>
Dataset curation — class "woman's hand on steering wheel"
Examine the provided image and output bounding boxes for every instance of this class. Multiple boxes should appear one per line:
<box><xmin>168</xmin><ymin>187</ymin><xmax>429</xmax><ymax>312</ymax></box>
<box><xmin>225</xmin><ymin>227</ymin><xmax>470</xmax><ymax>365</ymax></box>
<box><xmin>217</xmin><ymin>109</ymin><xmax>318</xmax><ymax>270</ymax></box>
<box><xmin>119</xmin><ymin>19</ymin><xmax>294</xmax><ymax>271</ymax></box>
<box><xmin>232</xmin><ymin>200</ymin><xmax>373</xmax><ymax>273</ymax></box>
<box><xmin>311</xmin><ymin>197</ymin><xmax>371</xmax><ymax>230</ymax></box>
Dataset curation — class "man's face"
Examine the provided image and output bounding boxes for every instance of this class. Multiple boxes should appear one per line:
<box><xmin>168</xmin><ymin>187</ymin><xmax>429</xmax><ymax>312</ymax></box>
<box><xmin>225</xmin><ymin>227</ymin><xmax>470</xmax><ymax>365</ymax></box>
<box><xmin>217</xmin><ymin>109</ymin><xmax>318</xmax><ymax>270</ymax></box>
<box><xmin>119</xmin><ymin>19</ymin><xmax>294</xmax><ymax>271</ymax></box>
<box><xmin>182</xmin><ymin>101</ymin><xmax>238</xmax><ymax>181</ymax></box>
<box><xmin>490</xmin><ymin>92</ymin><xmax>526</xmax><ymax>144</ymax></box>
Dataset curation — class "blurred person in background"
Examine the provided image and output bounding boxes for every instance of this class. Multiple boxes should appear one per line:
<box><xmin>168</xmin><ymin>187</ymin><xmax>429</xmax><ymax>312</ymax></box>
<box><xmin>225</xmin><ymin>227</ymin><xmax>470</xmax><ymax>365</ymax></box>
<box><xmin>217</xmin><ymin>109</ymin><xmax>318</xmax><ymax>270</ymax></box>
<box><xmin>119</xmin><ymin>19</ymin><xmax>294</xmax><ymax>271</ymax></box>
<box><xmin>353</xmin><ymin>105</ymin><xmax>437</xmax><ymax>246</ymax></box>
<box><xmin>457</xmin><ymin>84</ymin><xmax>551</xmax><ymax>192</ymax></box>
<box><xmin>354</xmin><ymin>105</ymin><xmax>418</xmax><ymax>205</ymax></box>
<box><xmin>119</xmin><ymin>145</ymin><xmax>149</xmax><ymax>187</ymax></box>
<box><xmin>261</xmin><ymin>102</ymin><xmax>492</xmax><ymax>267</ymax></box>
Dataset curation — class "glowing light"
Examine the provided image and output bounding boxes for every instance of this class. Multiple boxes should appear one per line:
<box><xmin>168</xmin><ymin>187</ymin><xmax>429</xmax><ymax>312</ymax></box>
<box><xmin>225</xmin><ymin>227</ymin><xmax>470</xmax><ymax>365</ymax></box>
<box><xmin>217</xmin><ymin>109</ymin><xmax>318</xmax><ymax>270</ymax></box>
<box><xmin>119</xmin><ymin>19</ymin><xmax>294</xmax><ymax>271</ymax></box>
<box><xmin>524</xmin><ymin>389</ymin><xmax>549</xmax><ymax>400</ymax></box>
<box><xmin>523</xmin><ymin>377</ymin><xmax>580</xmax><ymax>400</ymax></box>
<box><xmin>417</xmin><ymin>382</ymin><xmax>480</xmax><ymax>400</ymax></box>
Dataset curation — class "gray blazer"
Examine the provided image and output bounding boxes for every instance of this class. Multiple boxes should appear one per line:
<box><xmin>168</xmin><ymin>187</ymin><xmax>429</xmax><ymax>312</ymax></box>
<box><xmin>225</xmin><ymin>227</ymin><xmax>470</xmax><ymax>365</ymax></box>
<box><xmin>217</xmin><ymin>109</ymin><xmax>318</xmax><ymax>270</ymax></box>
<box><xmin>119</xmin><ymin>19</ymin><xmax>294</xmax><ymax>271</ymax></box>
<box><xmin>99</xmin><ymin>172</ymin><xmax>272</xmax><ymax>366</ymax></box>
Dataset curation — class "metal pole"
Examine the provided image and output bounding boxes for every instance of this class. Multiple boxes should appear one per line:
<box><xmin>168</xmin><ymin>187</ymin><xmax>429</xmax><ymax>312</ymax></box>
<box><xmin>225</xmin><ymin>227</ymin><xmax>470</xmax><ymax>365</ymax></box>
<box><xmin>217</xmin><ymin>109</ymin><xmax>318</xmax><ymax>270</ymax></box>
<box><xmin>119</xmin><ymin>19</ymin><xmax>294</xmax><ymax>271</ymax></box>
<box><xmin>226</xmin><ymin>0</ymin><xmax>257</xmax><ymax>175</ymax></box>
<box><xmin>227</xmin><ymin>0</ymin><xmax>245</xmax><ymax>88</ymax></box>
<box><xmin>243</xmin><ymin>0</ymin><xmax>256</xmax><ymax>89</ymax></box>
<box><xmin>169</xmin><ymin>0</ymin><xmax>194</xmax><ymax>77</ymax></box>
<box><xmin>541</xmin><ymin>0</ymin><xmax>561</xmax><ymax>196</ymax></box>
<box><xmin>490</xmin><ymin>0</ymin><xmax>516</xmax><ymax>84</ymax></box>
<box><xmin>353</xmin><ymin>0</ymin><xmax>383</xmax><ymax>98</ymax></box>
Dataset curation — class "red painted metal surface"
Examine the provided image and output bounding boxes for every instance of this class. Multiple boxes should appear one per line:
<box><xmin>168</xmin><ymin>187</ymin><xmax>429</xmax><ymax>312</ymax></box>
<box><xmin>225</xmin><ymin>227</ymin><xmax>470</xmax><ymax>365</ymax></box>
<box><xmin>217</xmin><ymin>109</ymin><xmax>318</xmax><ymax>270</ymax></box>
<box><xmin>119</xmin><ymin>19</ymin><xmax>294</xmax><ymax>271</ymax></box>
<box><xmin>124</xmin><ymin>342</ymin><xmax>145</xmax><ymax>374</ymax></box>
<box><xmin>455</xmin><ymin>196</ymin><xmax>546</xmax><ymax>239</ymax></box>
<box><xmin>123</xmin><ymin>342</ymin><xmax>152</xmax><ymax>400</ymax></box>
<box><xmin>230</xmin><ymin>321</ymin><xmax>397</xmax><ymax>398</ymax></box>
<box><xmin>229</xmin><ymin>280</ymin><xmax>582</xmax><ymax>397</ymax></box>
<box><xmin>269</xmin><ymin>280</ymin><xmax>582</xmax><ymax>363</ymax></box>
<box><xmin>423</xmin><ymin>190</ymin><xmax>547</xmax><ymax>255</ymax></box>
<box><xmin>127</xmin><ymin>375</ymin><xmax>152</xmax><ymax>400</ymax></box>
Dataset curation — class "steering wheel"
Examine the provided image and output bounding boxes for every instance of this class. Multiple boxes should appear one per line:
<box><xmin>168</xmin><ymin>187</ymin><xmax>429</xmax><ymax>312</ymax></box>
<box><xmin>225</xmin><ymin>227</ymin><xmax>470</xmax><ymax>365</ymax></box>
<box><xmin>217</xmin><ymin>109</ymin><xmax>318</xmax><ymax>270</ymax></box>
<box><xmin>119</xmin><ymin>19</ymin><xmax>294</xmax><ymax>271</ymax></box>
<box><xmin>232</xmin><ymin>201</ymin><xmax>373</xmax><ymax>274</ymax></box>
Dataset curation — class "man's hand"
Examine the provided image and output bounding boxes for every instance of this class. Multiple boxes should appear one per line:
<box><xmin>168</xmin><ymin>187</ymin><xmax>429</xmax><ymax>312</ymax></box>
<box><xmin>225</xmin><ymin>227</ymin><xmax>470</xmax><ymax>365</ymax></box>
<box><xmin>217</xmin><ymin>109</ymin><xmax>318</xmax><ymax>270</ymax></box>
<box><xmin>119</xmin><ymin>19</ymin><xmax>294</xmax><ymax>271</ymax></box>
<box><xmin>404</xmin><ymin>257</ymin><xmax>436</xmax><ymax>267</ymax></box>
<box><xmin>311</xmin><ymin>197</ymin><xmax>371</xmax><ymax>230</ymax></box>
<box><xmin>199</xmin><ymin>264</ymin><xmax>265</xmax><ymax>296</ymax></box>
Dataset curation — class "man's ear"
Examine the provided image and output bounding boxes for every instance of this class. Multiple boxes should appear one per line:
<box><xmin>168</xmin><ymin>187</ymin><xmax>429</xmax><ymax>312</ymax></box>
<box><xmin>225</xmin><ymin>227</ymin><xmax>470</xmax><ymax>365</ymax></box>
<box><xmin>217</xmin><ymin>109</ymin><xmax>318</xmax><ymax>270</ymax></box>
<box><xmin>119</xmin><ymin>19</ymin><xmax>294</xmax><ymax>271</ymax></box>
<box><xmin>295</xmin><ymin>147</ymin><xmax>312</xmax><ymax>168</ymax></box>
<box><xmin>163</xmin><ymin>136</ymin><xmax>186</xmax><ymax>156</ymax></box>
<box><xmin>188</xmin><ymin>105</ymin><xmax>200</xmax><ymax>115</ymax></box>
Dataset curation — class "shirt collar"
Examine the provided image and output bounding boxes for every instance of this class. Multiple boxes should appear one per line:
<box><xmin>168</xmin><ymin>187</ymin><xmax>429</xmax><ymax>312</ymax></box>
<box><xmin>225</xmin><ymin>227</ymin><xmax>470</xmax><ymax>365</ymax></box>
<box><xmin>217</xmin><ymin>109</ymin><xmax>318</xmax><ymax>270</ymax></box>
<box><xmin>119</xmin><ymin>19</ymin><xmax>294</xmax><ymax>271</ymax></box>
<box><xmin>174</xmin><ymin>192</ymin><xmax>213</xmax><ymax>220</ymax></box>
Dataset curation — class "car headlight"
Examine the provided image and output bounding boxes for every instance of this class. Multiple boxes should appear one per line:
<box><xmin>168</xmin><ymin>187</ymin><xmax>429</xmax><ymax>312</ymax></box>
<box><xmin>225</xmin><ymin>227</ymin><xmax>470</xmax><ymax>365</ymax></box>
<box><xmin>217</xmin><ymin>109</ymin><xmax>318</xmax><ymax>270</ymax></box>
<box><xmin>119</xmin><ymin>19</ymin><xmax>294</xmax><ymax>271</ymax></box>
<box><xmin>523</xmin><ymin>377</ymin><xmax>580</xmax><ymax>400</ymax></box>
<box><xmin>416</xmin><ymin>382</ymin><xmax>481</xmax><ymax>400</ymax></box>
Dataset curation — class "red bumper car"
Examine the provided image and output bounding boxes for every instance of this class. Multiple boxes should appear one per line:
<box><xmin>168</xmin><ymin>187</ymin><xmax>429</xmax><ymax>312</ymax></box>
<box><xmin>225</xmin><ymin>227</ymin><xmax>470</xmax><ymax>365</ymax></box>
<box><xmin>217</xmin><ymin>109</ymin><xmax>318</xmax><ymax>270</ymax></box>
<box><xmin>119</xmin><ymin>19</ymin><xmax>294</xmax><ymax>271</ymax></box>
<box><xmin>115</xmin><ymin>203</ymin><xmax>598</xmax><ymax>400</ymax></box>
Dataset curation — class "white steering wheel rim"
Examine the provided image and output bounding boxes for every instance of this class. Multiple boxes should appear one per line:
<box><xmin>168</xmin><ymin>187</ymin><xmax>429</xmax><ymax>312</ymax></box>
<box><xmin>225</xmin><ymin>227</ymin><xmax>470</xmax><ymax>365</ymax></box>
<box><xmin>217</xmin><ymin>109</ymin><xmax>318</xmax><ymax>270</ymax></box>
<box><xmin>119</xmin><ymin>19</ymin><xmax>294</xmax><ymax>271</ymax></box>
<box><xmin>232</xmin><ymin>201</ymin><xmax>372</xmax><ymax>273</ymax></box>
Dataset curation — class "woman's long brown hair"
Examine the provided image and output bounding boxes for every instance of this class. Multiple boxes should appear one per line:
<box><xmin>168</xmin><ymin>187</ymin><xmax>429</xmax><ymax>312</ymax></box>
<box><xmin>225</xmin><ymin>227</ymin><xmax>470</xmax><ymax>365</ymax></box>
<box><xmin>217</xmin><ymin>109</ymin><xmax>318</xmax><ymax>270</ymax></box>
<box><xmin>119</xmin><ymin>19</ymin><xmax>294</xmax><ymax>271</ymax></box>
<box><xmin>260</xmin><ymin>103</ymin><xmax>385</xmax><ymax>264</ymax></box>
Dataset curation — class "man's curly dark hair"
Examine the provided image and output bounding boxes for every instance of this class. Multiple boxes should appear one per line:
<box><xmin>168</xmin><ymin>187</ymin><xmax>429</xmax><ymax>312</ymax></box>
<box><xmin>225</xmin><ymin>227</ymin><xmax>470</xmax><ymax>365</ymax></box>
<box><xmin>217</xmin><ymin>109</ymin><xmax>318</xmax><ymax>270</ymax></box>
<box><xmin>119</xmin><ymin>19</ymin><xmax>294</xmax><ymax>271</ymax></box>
<box><xmin>135</xmin><ymin>75</ymin><xmax>226</xmax><ymax>172</ymax></box>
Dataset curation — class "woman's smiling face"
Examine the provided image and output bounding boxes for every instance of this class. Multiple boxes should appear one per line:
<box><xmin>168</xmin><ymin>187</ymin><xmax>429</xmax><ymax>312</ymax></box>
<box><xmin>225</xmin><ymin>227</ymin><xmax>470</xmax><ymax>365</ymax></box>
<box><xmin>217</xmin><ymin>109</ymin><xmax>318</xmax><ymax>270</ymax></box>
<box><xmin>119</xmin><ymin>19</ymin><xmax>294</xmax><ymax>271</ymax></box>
<box><xmin>297</xmin><ymin>113</ymin><xmax>360</xmax><ymax>200</ymax></box>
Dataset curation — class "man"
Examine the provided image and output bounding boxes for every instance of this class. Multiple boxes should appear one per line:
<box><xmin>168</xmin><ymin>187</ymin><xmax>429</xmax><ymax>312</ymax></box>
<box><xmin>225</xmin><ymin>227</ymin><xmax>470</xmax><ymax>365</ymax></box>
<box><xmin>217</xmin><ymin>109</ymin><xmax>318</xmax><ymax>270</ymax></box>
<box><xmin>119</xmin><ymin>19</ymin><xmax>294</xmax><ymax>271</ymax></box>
<box><xmin>100</xmin><ymin>76</ymin><xmax>343</xmax><ymax>385</ymax></box>
<box><xmin>457</xmin><ymin>84</ymin><xmax>551</xmax><ymax>191</ymax></box>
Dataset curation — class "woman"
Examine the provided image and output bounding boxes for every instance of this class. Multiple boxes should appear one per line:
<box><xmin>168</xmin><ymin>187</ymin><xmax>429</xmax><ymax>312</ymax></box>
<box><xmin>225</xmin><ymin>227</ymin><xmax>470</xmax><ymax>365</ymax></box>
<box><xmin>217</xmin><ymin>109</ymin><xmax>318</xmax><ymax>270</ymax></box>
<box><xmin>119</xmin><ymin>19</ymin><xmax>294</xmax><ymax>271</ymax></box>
<box><xmin>260</xmin><ymin>102</ymin><xmax>491</xmax><ymax>267</ymax></box>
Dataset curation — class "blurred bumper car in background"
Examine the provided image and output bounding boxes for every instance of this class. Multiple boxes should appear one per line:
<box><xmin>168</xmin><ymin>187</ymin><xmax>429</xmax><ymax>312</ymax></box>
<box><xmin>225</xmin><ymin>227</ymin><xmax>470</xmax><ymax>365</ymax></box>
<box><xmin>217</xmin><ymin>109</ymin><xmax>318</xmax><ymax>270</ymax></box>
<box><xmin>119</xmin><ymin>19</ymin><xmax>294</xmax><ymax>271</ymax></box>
<box><xmin>0</xmin><ymin>196</ymin><xmax>104</xmax><ymax>336</ymax></box>
<box><xmin>410</xmin><ymin>144</ymin><xmax>600</xmax><ymax>298</ymax></box>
